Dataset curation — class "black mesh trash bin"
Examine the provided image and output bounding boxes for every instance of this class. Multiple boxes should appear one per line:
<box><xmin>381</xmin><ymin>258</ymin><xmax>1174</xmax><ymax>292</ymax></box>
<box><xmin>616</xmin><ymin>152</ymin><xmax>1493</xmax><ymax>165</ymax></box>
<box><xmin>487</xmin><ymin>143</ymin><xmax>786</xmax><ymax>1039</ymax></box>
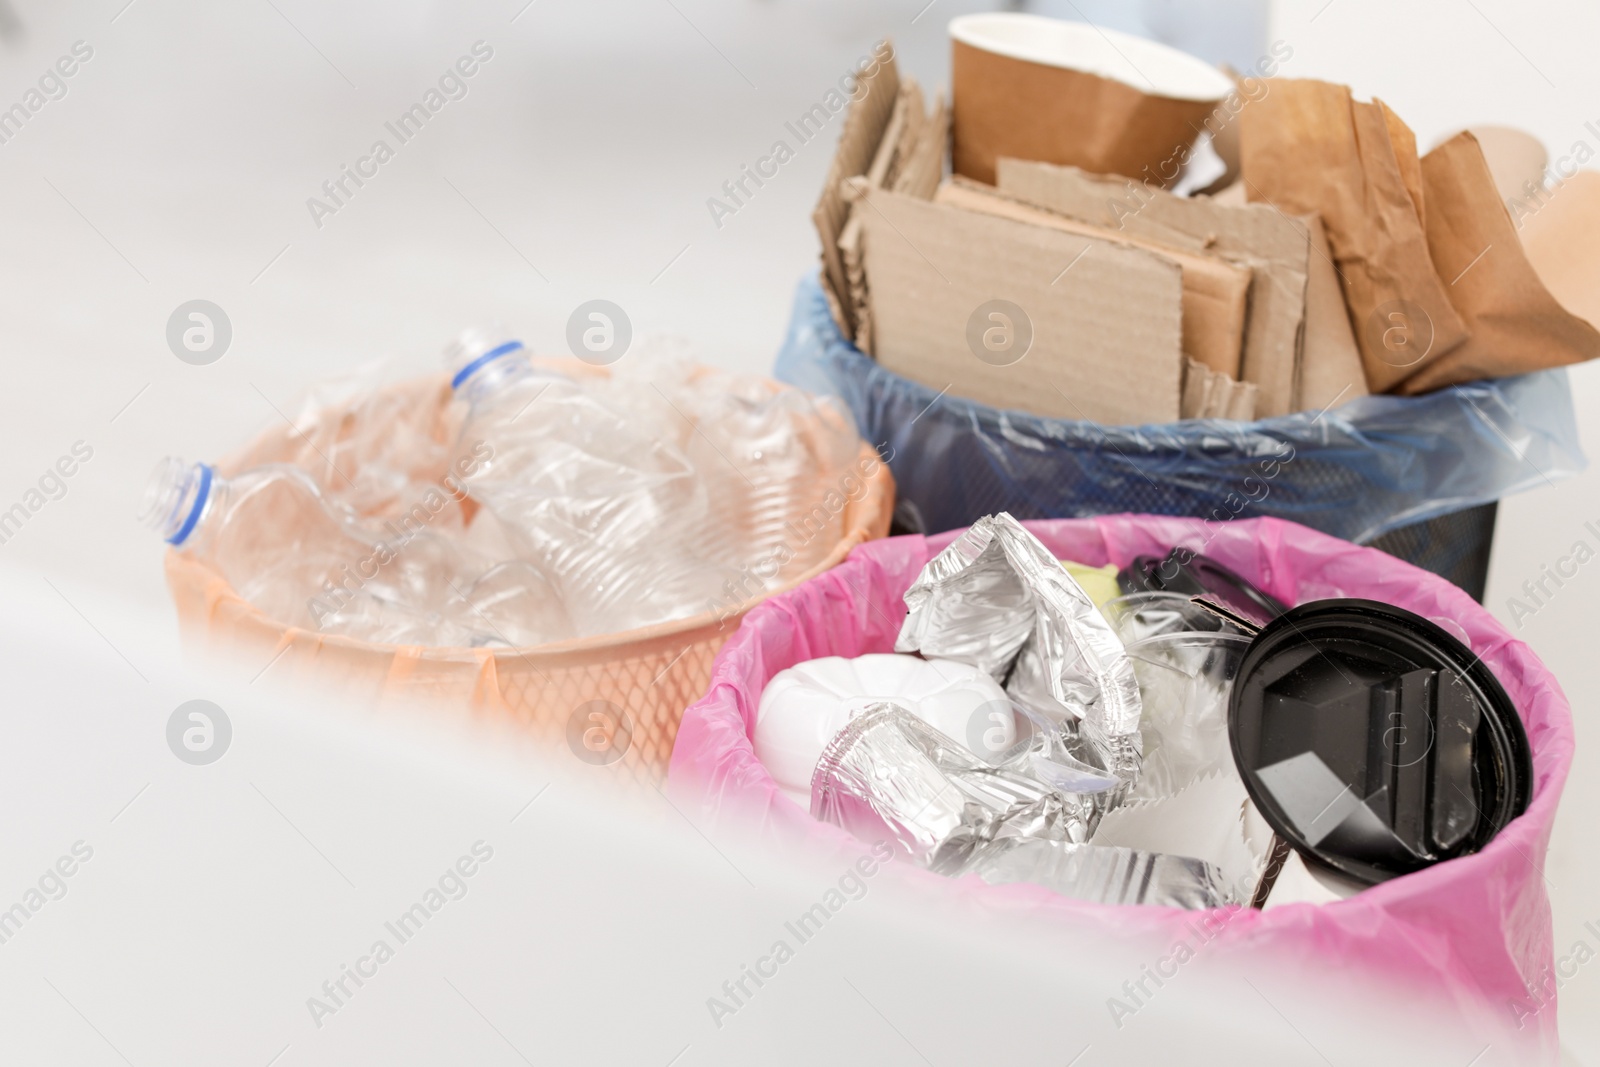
<box><xmin>775</xmin><ymin>274</ymin><xmax>1586</xmax><ymax>602</ymax></box>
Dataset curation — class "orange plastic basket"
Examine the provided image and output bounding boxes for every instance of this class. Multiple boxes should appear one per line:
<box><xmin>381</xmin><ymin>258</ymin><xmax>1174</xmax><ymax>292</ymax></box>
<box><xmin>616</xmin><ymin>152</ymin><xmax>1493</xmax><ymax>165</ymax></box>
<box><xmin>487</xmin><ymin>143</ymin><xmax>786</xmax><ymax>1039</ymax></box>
<box><xmin>164</xmin><ymin>370</ymin><xmax>894</xmax><ymax>785</ymax></box>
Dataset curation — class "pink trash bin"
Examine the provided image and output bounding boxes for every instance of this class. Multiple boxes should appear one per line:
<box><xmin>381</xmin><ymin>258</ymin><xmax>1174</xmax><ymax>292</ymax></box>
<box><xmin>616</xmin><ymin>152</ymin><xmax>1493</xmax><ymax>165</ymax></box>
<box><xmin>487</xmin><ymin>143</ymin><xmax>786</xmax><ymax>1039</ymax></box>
<box><xmin>669</xmin><ymin>515</ymin><xmax>1573</xmax><ymax>1059</ymax></box>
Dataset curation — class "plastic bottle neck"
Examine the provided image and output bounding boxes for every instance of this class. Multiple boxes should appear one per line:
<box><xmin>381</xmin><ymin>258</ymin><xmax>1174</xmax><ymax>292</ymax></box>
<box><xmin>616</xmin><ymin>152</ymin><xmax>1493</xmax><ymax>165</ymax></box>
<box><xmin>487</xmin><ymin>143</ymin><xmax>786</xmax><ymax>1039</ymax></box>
<box><xmin>140</xmin><ymin>458</ymin><xmax>219</xmax><ymax>547</ymax></box>
<box><xmin>446</xmin><ymin>328</ymin><xmax>571</xmax><ymax>410</ymax></box>
<box><xmin>451</xmin><ymin>340</ymin><xmax>528</xmax><ymax>391</ymax></box>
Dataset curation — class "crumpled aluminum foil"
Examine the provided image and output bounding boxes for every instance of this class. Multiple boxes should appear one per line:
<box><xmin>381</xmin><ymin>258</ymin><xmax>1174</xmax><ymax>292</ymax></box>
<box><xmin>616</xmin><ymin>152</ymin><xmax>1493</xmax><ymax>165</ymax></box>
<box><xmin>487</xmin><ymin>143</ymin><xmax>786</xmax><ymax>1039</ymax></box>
<box><xmin>811</xmin><ymin>703</ymin><xmax>1092</xmax><ymax>874</ymax></box>
<box><xmin>895</xmin><ymin>513</ymin><xmax>1143</xmax><ymax>790</ymax></box>
<box><xmin>970</xmin><ymin>838</ymin><xmax>1236</xmax><ymax>909</ymax></box>
<box><xmin>811</xmin><ymin>704</ymin><xmax>1233</xmax><ymax>907</ymax></box>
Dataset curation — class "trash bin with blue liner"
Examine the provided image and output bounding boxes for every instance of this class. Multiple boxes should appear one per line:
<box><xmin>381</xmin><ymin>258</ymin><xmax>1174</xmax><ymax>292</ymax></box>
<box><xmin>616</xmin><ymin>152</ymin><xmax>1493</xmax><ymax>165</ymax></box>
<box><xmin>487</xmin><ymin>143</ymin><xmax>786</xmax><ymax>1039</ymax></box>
<box><xmin>774</xmin><ymin>272</ymin><xmax>1587</xmax><ymax>601</ymax></box>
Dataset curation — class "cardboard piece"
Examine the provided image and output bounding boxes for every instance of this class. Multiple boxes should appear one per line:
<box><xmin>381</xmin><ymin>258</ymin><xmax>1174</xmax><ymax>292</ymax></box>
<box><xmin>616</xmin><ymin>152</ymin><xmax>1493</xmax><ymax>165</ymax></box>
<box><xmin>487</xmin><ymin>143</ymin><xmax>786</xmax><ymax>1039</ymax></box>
<box><xmin>1182</xmin><ymin>358</ymin><xmax>1258</xmax><ymax>420</ymax></box>
<box><xmin>1239</xmin><ymin>79</ymin><xmax>1470</xmax><ymax>393</ymax></box>
<box><xmin>935</xmin><ymin>178</ymin><xmax>1249</xmax><ymax>376</ymax></box>
<box><xmin>863</xmin><ymin>85</ymin><xmax>910</xmax><ymax>192</ymax></box>
<box><xmin>892</xmin><ymin>93</ymin><xmax>948</xmax><ymax>200</ymax></box>
<box><xmin>997</xmin><ymin>159</ymin><xmax>1310</xmax><ymax>415</ymax></box>
<box><xmin>858</xmin><ymin>188</ymin><xmax>1185</xmax><ymax>424</ymax></box>
<box><xmin>838</xmin><ymin>210</ymin><xmax>872</xmax><ymax>353</ymax></box>
<box><xmin>1394</xmin><ymin>132</ymin><xmax>1600</xmax><ymax>394</ymax></box>
<box><xmin>949</xmin><ymin>13</ymin><xmax>1232</xmax><ymax>186</ymax></box>
<box><xmin>1296</xmin><ymin>212</ymin><xmax>1368</xmax><ymax>411</ymax></box>
<box><xmin>1209</xmin><ymin>181</ymin><xmax>1247</xmax><ymax>206</ymax></box>
<box><xmin>866</xmin><ymin>79</ymin><xmax>924</xmax><ymax>191</ymax></box>
<box><xmin>1521</xmin><ymin>169</ymin><xmax>1600</xmax><ymax>328</ymax></box>
<box><xmin>812</xmin><ymin>44</ymin><xmax>900</xmax><ymax>337</ymax></box>
<box><xmin>838</xmin><ymin>78</ymin><xmax>929</xmax><ymax>355</ymax></box>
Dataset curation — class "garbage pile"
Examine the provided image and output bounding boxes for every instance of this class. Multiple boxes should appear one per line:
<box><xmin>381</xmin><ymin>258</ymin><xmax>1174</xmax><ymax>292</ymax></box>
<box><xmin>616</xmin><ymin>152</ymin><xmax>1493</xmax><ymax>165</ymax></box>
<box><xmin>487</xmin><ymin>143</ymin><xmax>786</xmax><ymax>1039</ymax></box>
<box><xmin>141</xmin><ymin>330</ymin><xmax>865</xmax><ymax>647</ymax></box>
<box><xmin>754</xmin><ymin>514</ymin><xmax>1531</xmax><ymax>908</ymax></box>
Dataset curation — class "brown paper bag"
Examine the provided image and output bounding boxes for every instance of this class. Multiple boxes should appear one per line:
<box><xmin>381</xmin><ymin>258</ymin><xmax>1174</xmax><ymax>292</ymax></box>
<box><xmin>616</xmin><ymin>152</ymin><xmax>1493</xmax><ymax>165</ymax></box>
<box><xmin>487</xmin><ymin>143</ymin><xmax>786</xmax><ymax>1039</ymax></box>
<box><xmin>1393</xmin><ymin>132</ymin><xmax>1600</xmax><ymax>393</ymax></box>
<box><xmin>1458</xmin><ymin>125</ymin><xmax>1549</xmax><ymax>204</ymax></box>
<box><xmin>1239</xmin><ymin>79</ymin><xmax>1469</xmax><ymax>392</ymax></box>
<box><xmin>1521</xmin><ymin>170</ymin><xmax>1600</xmax><ymax>329</ymax></box>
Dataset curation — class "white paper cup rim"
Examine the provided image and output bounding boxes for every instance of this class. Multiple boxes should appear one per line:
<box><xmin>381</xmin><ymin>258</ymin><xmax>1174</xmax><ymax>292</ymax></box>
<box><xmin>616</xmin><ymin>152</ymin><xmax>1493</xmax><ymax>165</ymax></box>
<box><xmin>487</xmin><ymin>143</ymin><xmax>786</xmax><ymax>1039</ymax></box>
<box><xmin>949</xmin><ymin>12</ymin><xmax>1235</xmax><ymax>103</ymax></box>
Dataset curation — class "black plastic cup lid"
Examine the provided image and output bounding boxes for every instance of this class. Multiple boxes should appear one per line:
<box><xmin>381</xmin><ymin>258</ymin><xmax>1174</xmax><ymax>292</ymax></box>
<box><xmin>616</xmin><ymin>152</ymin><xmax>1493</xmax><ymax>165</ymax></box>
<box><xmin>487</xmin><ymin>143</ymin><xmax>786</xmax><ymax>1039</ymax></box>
<box><xmin>1119</xmin><ymin>550</ymin><xmax>1290</xmax><ymax>628</ymax></box>
<box><xmin>1228</xmin><ymin>599</ymin><xmax>1532</xmax><ymax>885</ymax></box>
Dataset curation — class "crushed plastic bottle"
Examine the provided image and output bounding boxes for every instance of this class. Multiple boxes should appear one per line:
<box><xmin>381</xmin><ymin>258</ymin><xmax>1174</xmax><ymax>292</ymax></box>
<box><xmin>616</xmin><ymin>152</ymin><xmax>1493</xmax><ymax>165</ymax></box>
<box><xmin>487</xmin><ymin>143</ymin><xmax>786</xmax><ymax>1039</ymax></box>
<box><xmin>669</xmin><ymin>368</ymin><xmax>861</xmax><ymax>591</ymax></box>
<box><xmin>445</xmin><ymin>328</ymin><xmax>738</xmax><ymax>636</ymax></box>
<box><xmin>143</xmin><ymin>327</ymin><xmax>868</xmax><ymax>650</ymax></box>
<box><xmin>139</xmin><ymin>457</ymin><xmax>513</xmax><ymax>647</ymax></box>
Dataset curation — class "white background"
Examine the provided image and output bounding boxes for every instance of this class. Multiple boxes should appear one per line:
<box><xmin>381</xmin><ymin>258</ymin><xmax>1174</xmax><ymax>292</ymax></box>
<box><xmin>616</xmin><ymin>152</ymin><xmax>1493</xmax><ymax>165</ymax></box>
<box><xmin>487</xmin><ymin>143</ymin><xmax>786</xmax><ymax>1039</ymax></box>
<box><xmin>0</xmin><ymin>0</ymin><xmax>1595</xmax><ymax>1061</ymax></box>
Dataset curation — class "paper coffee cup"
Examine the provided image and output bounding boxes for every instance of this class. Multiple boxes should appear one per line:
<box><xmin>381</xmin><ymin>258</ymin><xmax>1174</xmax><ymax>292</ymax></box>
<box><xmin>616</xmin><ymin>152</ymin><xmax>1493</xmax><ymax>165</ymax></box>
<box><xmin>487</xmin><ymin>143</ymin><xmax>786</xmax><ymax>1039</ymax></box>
<box><xmin>950</xmin><ymin>12</ymin><xmax>1235</xmax><ymax>185</ymax></box>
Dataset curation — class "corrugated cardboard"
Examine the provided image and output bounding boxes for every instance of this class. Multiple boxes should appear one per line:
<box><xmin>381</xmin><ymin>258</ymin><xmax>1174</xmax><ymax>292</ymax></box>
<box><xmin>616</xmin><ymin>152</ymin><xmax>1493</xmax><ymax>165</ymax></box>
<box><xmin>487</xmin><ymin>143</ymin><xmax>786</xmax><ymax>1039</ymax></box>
<box><xmin>838</xmin><ymin>210</ymin><xmax>872</xmax><ymax>353</ymax></box>
<box><xmin>840</xmin><ymin>77</ymin><xmax>928</xmax><ymax>355</ymax></box>
<box><xmin>1182</xmin><ymin>358</ymin><xmax>1258</xmax><ymax>420</ymax></box>
<box><xmin>1239</xmin><ymin>80</ymin><xmax>1470</xmax><ymax>393</ymax></box>
<box><xmin>892</xmin><ymin>92</ymin><xmax>948</xmax><ymax>200</ymax></box>
<box><xmin>1521</xmin><ymin>169</ymin><xmax>1600</xmax><ymax>328</ymax></box>
<box><xmin>812</xmin><ymin>46</ymin><xmax>900</xmax><ymax>336</ymax></box>
<box><xmin>858</xmin><ymin>188</ymin><xmax>1185</xmax><ymax>424</ymax></box>
<box><xmin>866</xmin><ymin>79</ymin><xmax>923</xmax><ymax>190</ymax></box>
<box><xmin>1295</xmin><ymin>212</ymin><xmax>1368</xmax><ymax>411</ymax></box>
<box><xmin>997</xmin><ymin>159</ymin><xmax>1310</xmax><ymax>415</ymax></box>
<box><xmin>1394</xmin><ymin>132</ymin><xmax>1600</xmax><ymax>394</ymax></box>
<box><xmin>935</xmin><ymin>177</ymin><xmax>1248</xmax><ymax>376</ymax></box>
<box><xmin>1210</xmin><ymin>181</ymin><xmax>1247</xmax><ymax>206</ymax></box>
<box><xmin>950</xmin><ymin>14</ymin><xmax>1231</xmax><ymax>186</ymax></box>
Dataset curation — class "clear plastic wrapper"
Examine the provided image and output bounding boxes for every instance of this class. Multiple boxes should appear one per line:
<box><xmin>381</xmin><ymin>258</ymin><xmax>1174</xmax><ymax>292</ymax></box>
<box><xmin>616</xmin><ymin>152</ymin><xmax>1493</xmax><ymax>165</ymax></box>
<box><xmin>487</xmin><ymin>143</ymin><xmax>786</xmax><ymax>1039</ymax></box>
<box><xmin>1100</xmin><ymin>591</ymin><xmax>1247</xmax><ymax>645</ymax></box>
<box><xmin>895</xmin><ymin>513</ymin><xmax>1143</xmax><ymax>790</ymax></box>
<box><xmin>1122</xmin><ymin>631</ymin><xmax>1253</xmax><ymax>802</ymax></box>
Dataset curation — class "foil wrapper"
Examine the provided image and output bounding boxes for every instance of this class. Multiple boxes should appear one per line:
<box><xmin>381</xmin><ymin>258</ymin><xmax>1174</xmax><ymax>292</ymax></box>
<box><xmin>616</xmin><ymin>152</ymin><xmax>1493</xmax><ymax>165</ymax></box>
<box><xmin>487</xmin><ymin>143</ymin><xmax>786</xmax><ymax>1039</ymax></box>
<box><xmin>811</xmin><ymin>704</ymin><xmax>1231</xmax><ymax>907</ymax></box>
<box><xmin>969</xmin><ymin>839</ymin><xmax>1236</xmax><ymax>909</ymax></box>
<box><xmin>811</xmin><ymin>704</ymin><xmax>1091</xmax><ymax>874</ymax></box>
<box><xmin>895</xmin><ymin>514</ymin><xmax>1143</xmax><ymax>789</ymax></box>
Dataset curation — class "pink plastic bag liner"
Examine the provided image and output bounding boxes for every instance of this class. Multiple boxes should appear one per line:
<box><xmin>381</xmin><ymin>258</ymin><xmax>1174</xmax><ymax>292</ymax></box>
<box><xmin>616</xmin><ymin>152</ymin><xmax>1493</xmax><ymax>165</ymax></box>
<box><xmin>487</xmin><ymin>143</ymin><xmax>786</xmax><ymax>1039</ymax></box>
<box><xmin>670</xmin><ymin>515</ymin><xmax>1572</xmax><ymax>1055</ymax></box>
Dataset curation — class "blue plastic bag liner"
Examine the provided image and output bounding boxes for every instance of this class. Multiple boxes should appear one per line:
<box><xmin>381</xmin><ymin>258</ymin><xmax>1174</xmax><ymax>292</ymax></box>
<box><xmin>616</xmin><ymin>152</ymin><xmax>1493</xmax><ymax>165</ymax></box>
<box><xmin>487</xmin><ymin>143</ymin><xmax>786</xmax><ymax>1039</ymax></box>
<box><xmin>775</xmin><ymin>273</ymin><xmax>1586</xmax><ymax>544</ymax></box>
